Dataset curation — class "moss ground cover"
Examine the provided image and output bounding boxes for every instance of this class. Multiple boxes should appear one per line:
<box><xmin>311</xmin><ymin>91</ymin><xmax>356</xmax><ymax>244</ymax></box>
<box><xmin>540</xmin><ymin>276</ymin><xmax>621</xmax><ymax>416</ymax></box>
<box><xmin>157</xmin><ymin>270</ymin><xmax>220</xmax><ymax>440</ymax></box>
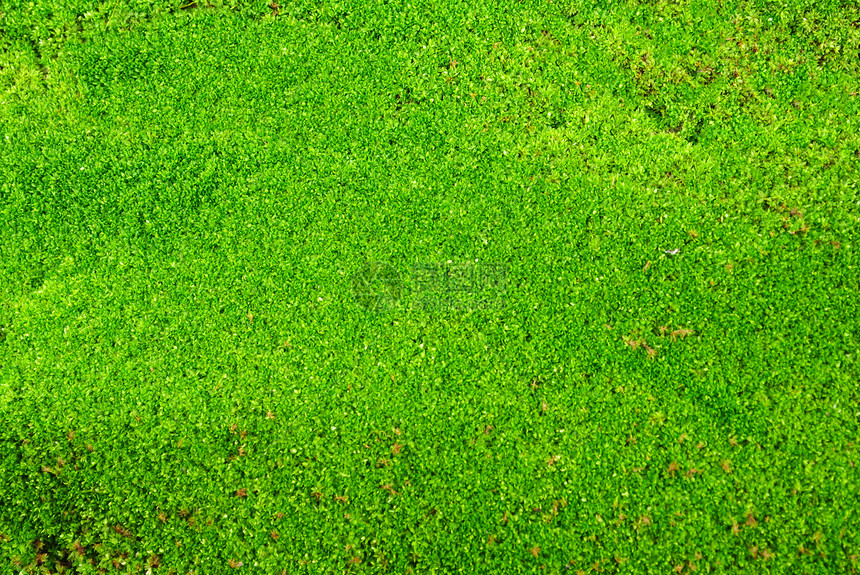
<box><xmin>1</xmin><ymin>0</ymin><xmax>859</xmax><ymax>573</ymax></box>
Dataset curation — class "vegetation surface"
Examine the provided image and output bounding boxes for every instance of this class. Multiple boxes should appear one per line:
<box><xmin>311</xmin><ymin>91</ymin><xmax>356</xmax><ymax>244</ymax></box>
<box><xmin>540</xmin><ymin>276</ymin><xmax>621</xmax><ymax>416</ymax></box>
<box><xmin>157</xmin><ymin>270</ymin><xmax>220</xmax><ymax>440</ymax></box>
<box><xmin>1</xmin><ymin>0</ymin><xmax>859</xmax><ymax>573</ymax></box>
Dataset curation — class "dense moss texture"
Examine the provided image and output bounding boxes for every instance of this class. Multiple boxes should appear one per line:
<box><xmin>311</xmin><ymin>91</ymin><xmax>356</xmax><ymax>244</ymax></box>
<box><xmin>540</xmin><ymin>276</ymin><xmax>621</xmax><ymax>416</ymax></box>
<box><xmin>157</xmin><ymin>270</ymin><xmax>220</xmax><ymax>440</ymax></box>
<box><xmin>1</xmin><ymin>0</ymin><xmax>858</xmax><ymax>573</ymax></box>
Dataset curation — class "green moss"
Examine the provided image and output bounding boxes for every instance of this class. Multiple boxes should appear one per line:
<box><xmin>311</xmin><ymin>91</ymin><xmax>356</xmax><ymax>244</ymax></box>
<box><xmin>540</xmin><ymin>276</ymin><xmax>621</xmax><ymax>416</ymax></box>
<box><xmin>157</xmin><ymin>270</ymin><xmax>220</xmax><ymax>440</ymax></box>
<box><xmin>1</xmin><ymin>0</ymin><xmax>858</xmax><ymax>573</ymax></box>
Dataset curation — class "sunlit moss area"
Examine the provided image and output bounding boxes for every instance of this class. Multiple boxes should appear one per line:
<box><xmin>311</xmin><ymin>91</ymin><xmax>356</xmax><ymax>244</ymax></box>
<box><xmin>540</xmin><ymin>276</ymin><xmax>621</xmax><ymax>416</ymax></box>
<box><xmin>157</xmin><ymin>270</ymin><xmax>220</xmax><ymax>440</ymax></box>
<box><xmin>1</xmin><ymin>0</ymin><xmax>859</xmax><ymax>573</ymax></box>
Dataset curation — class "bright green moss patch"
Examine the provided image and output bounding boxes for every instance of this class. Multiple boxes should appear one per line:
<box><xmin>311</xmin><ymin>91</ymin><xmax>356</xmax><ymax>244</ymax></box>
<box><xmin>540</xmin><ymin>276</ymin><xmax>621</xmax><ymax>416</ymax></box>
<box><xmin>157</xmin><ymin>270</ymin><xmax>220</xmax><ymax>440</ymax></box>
<box><xmin>1</xmin><ymin>0</ymin><xmax>859</xmax><ymax>573</ymax></box>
